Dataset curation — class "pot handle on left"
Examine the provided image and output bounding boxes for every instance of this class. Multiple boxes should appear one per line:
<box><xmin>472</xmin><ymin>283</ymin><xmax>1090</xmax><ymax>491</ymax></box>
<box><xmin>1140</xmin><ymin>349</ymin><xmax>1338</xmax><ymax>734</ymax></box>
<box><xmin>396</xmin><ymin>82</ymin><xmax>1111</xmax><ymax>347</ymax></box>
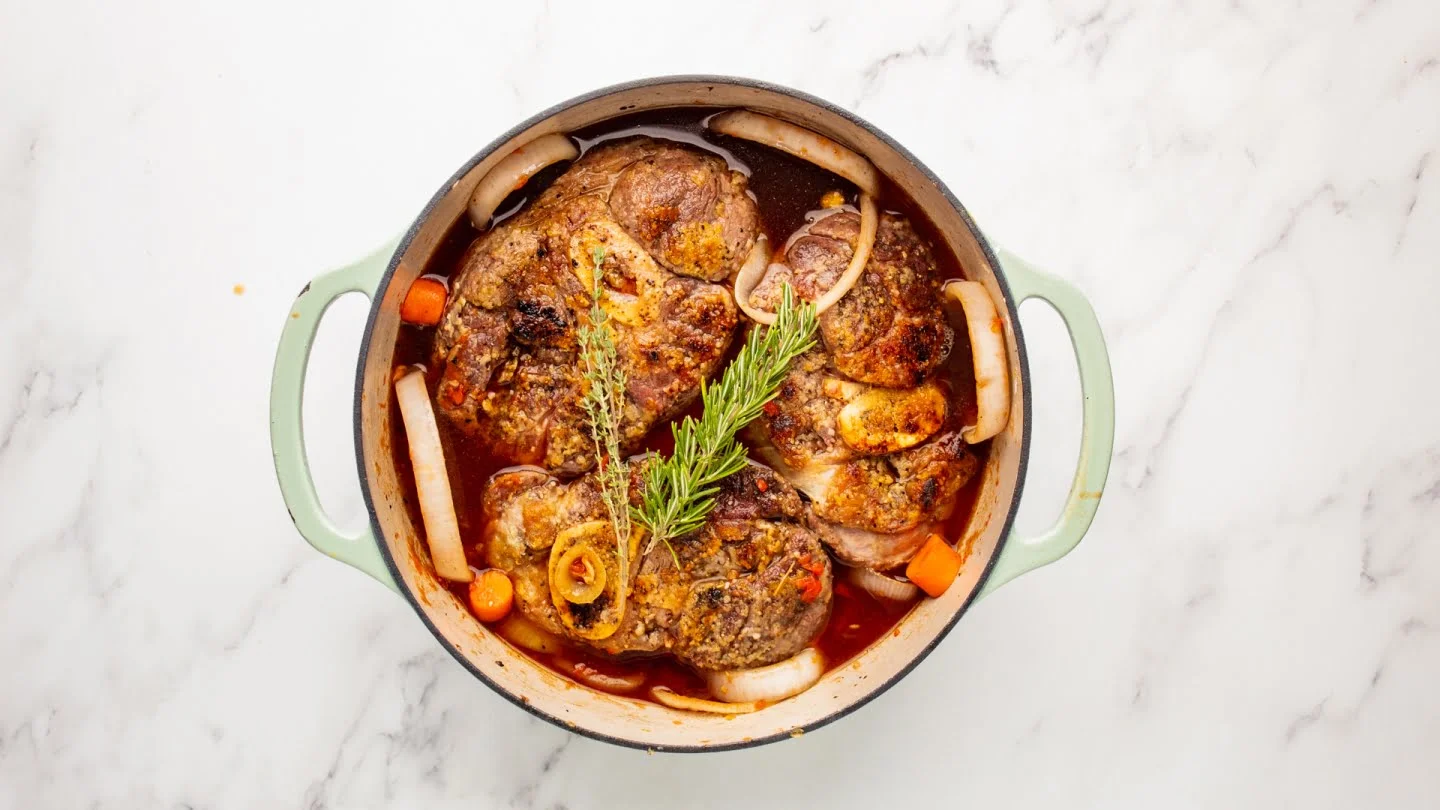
<box><xmin>270</xmin><ymin>239</ymin><xmax>400</xmax><ymax>592</ymax></box>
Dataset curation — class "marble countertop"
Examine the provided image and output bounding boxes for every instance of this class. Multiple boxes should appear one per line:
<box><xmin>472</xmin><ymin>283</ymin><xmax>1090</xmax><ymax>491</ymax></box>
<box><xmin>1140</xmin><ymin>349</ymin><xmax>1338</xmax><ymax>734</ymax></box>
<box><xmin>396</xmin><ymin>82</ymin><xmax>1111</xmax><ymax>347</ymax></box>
<box><xmin>4</xmin><ymin>0</ymin><xmax>1438</xmax><ymax>807</ymax></box>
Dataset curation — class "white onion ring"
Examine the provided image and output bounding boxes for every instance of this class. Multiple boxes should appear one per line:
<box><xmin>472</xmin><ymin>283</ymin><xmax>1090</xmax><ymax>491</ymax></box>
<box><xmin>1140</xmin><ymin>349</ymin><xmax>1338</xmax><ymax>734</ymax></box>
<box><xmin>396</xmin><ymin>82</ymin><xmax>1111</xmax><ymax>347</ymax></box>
<box><xmin>495</xmin><ymin>614</ymin><xmax>562</xmax><ymax>654</ymax></box>
<box><xmin>708</xmin><ymin>110</ymin><xmax>881</xmax><ymax>197</ymax></box>
<box><xmin>651</xmin><ymin>687</ymin><xmax>759</xmax><ymax>715</ymax></box>
<box><xmin>944</xmin><ymin>280</ymin><xmax>1011</xmax><ymax>443</ymax></box>
<box><xmin>735</xmin><ymin>195</ymin><xmax>877</xmax><ymax>324</ymax></box>
<box><xmin>703</xmin><ymin>648</ymin><xmax>824</xmax><ymax>704</ymax></box>
<box><xmin>847</xmin><ymin>566</ymin><xmax>920</xmax><ymax>602</ymax></box>
<box><xmin>732</xmin><ymin>236</ymin><xmax>778</xmax><ymax>325</ymax></box>
<box><xmin>467</xmin><ymin>133</ymin><xmax>579</xmax><ymax>229</ymax></box>
<box><xmin>809</xmin><ymin>193</ymin><xmax>877</xmax><ymax>317</ymax></box>
<box><xmin>394</xmin><ymin>370</ymin><xmax>470</xmax><ymax>582</ymax></box>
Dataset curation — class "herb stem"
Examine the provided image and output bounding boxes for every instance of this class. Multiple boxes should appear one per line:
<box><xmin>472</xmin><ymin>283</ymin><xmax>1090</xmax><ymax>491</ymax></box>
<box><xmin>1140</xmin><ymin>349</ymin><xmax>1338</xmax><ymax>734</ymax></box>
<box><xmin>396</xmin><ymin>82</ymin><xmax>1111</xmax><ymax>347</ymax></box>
<box><xmin>635</xmin><ymin>285</ymin><xmax>818</xmax><ymax>548</ymax></box>
<box><xmin>577</xmin><ymin>248</ymin><xmax>634</xmax><ymax>591</ymax></box>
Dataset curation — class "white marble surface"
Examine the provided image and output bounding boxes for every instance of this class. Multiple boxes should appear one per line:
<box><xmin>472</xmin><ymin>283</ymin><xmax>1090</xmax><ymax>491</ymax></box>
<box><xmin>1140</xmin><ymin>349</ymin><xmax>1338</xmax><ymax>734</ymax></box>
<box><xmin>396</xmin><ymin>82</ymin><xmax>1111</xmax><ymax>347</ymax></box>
<box><xmin>3</xmin><ymin>0</ymin><xmax>1438</xmax><ymax>806</ymax></box>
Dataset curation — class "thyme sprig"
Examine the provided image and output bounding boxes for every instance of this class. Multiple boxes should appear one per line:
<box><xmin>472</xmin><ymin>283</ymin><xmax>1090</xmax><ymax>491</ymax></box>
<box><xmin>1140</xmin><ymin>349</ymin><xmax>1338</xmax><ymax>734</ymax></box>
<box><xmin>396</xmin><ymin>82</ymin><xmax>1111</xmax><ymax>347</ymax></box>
<box><xmin>577</xmin><ymin>247</ymin><xmax>635</xmax><ymax>588</ymax></box>
<box><xmin>635</xmin><ymin>285</ymin><xmax>818</xmax><ymax>549</ymax></box>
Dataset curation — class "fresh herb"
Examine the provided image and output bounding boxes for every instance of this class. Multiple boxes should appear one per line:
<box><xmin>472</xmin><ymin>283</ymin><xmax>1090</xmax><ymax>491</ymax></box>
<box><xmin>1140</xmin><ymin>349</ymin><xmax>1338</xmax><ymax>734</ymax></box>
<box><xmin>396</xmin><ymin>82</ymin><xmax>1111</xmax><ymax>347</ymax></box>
<box><xmin>577</xmin><ymin>247</ymin><xmax>634</xmax><ymax>589</ymax></box>
<box><xmin>635</xmin><ymin>285</ymin><xmax>818</xmax><ymax>549</ymax></box>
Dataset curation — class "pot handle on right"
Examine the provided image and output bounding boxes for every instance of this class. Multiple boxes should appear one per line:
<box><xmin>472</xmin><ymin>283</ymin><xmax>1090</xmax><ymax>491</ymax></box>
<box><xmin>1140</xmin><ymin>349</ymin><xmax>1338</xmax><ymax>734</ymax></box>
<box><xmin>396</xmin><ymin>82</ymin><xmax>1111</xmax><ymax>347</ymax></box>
<box><xmin>979</xmin><ymin>250</ymin><xmax>1114</xmax><ymax>597</ymax></box>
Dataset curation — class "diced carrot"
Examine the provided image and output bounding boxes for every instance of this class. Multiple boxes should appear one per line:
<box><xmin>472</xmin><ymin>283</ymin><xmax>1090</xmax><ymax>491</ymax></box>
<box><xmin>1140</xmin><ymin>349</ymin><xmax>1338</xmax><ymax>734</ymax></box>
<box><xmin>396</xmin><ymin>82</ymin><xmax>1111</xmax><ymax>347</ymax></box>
<box><xmin>905</xmin><ymin>534</ymin><xmax>963</xmax><ymax>598</ymax></box>
<box><xmin>468</xmin><ymin>569</ymin><xmax>514</xmax><ymax>622</ymax></box>
<box><xmin>400</xmin><ymin>277</ymin><xmax>448</xmax><ymax>326</ymax></box>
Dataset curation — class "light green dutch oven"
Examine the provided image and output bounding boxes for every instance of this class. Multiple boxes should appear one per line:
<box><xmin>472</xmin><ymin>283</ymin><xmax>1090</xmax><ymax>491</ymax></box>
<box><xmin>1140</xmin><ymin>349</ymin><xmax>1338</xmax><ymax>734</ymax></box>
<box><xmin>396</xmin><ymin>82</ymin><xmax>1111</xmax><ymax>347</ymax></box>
<box><xmin>269</xmin><ymin>76</ymin><xmax>1115</xmax><ymax>752</ymax></box>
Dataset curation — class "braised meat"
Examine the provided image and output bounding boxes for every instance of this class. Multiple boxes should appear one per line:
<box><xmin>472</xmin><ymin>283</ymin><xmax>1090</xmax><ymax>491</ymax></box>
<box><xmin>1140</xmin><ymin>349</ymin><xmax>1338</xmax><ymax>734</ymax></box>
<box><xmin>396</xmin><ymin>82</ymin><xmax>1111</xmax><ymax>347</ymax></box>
<box><xmin>753</xmin><ymin>210</ymin><xmax>953</xmax><ymax>388</ymax></box>
<box><xmin>607</xmin><ymin>146</ymin><xmax>759</xmax><ymax>281</ymax></box>
<box><xmin>482</xmin><ymin>463</ymin><xmax>832</xmax><ymax>671</ymax></box>
<box><xmin>751</xmin><ymin>367</ymin><xmax>979</xmax><ymax>569</ymax></box>
<box><xmin>748</xmin><ymin>209</ymin><xmax>979</xmax><ymax>570</ymax></box>
<box><xmin>432</xmin><ymin>138</ymin><xmax>758</xmax><ymax>474</ymax></box>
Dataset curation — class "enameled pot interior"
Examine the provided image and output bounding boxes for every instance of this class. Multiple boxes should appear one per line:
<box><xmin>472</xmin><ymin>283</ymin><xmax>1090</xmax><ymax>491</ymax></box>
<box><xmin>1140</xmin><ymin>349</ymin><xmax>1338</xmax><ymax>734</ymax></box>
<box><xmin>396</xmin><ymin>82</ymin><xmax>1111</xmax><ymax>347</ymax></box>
<box><xmin>357</xmin><ymin>78</ymin><xmax>1029</xmax><ymax>750</ymax></box>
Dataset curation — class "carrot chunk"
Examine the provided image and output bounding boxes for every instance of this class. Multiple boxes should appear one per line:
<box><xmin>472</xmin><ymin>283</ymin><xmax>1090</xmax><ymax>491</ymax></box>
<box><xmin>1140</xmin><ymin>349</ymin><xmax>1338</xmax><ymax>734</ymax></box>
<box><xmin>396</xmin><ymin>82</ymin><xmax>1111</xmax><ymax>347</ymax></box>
<box><xmin>468</xmin><ymin>569</ymin><xmax>514</xmax><ymax>622</ymax></box>
<box><xmin>400</xmin><ymin>277</ymin><xmax>448</xmax><ymax>326</ymax></box>
<box><xmin>905</xmin><ymin>534</ymin><xmax>962</xmax><ymax>598</ymax></box>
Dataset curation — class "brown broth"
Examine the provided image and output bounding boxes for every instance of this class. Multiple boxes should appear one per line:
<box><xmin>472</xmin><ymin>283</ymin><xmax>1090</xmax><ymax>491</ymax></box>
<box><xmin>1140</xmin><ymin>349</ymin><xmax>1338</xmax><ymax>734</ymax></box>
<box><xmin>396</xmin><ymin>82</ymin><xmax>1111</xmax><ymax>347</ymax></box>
<box><xmin>389</xmin><ymin>106</ymin><xmax>988</xmax><ymax>704</ymax></box>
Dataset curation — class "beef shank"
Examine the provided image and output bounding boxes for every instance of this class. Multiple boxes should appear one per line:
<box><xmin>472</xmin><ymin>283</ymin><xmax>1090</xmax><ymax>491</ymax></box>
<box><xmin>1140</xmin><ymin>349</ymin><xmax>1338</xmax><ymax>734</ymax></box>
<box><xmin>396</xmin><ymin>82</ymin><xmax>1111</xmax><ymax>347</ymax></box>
<box><xmin>748</xmin><ymin>209</ymin><xmax>980</xmax><ymax>570</ymax></box>
<box><xmin>431</xmin><ymin>138</ymin><xmax>759</xmax><ymax>474</ymax></box>
<box><xmin>482</xmin><ymin>463</ymin><xmax>833</xmax><ymax>671</ymax></box>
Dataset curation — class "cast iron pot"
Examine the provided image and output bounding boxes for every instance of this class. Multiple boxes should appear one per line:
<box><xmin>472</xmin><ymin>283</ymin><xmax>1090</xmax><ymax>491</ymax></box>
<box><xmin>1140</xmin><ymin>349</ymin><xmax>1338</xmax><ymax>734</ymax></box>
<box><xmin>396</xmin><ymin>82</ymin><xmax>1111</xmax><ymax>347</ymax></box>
<box><xmin>269</xmin><ymin>76</ymin><xmax>1115</xmax><ymax>752</ymax></box>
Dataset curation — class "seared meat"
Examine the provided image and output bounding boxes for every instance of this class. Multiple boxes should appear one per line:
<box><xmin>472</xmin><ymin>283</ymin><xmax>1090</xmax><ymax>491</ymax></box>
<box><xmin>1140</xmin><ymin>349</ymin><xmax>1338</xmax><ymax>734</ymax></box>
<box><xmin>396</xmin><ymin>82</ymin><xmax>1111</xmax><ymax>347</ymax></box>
<box><xmin>481</xmin><ymin>467</ymin><xmax>587</xmax><ymax>640</ymax></box>
<box><xmin>481</xmin><ymin>463</ymin><xmax>832</xmax><ymax>671</ymax></box>
<box><xmin>747</xmin><ymin>209</ymin><xmax>978</xmax><ymax>570</ymax></box>
<box><xmin>754</xmin><ymin>350</ymin><xmax>853</xmax><ymax>468</ymax></box>
<box><xmin>433</xmin><ymin>138</ymin><xmax>757</xmax><ymax>474</ymax></box>
<box><xmin>753</xmin><ymin>210</ymin><xmax>953</xmax><ymax>388</ymax></box>
<box><xmin>669</xmin><ymin>465</ymin><xmax>833</xmax><ymax>670</ymax></box>
<box><xmin>607</xmin><ymin>146</ymin><xmax>759</xmax><ymax>281</ymax></box>
<box><xmin>753</xmin><ymin>389</ymin><xmax>979</xmax><ymax>570</ymax></box>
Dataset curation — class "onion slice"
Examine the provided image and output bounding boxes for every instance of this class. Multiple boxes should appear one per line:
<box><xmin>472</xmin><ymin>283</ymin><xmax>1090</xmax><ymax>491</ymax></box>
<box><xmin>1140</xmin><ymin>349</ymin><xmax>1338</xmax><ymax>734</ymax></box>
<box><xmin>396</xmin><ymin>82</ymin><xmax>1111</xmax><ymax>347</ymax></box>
<box><xmin>732</xmin><ymin>236</ymin><xmax>778</xmax><ymax>325</ymax></box>
<box><xmin>735</xmin><ymin>195</ymin><xmax>877</xmax><ymax>324</ymax></box>
<box><xmin>944</xmin><ymin>280</ymin><xmax>1011</xmax><ymax>443</ymax></box>
<box><xmin>847</xmin><ymin>566</ymin><xmax>920</xmax><ymax>602</ymax></box>
<box><xmin>553</xmin><ymin>655</ymin><xmax>646</xmax><ymax>694</ymax></box>
<box><xmin>467</xmin><ymin>133</ymin><xmax>579</xmax><ymax>229</ymax></box>
<box><xmin>394</xmin><ymin>370</ymin><xmax>470</xmax><ymax>582</ymax></box>
<box><xmin>703</xmin><ymin>648</ymin><xmax>825</xmax><ymax>704</ymax></box>
<box><xmin>810</xmin><ymin>193</ymin><xmax>877</xmax><ymax>317</ymax></box>
<box><xmin>651</xmin><ymin>687</ymin><xmax>759</xmax><ymax>715</ymax></box>
<box><xmin>708</xmin><ymin>110</ymin><xmax>880</xmax><ymax>197</ymax></box>
<box><xmin>495</xmin><ymin>613</ymin><xmax>562</xmax><ymax>654</ymax></box>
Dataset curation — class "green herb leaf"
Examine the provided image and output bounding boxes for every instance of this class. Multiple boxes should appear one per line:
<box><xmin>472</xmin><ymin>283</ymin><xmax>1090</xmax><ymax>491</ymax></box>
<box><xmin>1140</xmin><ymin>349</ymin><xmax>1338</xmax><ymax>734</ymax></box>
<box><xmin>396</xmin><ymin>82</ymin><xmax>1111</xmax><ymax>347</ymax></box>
<box><xmin>635</xmin><ymin>284</ymin><xmax>818</xmax><ymax>548</ymax></box>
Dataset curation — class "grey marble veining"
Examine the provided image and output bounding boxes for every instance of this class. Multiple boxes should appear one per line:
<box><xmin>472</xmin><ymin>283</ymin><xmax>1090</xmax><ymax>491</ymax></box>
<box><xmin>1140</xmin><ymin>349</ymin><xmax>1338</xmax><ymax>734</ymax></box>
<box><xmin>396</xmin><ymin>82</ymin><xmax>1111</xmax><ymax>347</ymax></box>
<box><xmin>2</xmin><ymin>0</ymin><xmax>1438</xmax><ymax>807</ymax></box>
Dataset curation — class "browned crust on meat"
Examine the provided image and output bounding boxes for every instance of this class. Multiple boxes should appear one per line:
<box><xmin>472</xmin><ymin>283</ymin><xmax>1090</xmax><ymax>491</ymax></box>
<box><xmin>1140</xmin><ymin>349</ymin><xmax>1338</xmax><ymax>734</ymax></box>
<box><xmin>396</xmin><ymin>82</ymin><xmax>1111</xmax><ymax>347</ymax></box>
<box><xmin>431</xmin><ymin>138</ymin><xmax>747</xmax><ymax>474</ymax></box>
<box><xmin>750</xmin><ymin>349</ymin><xmax>855</xmax><ymax>469</ymax></box>
<box><xmin>481</xmin><ymin>464</ymin><xmax>831</xmax><ymax>670</ymax></box>
<box><xmin>744</xmin><ymin>209</ymin><xmax>978</xmax><ymax>564</ymax></box>
<box><xmin>608</xmin><ymin>144</ymin><xmax>759</xmax><ymax>282</ymax></box>
<box><xmin>813</xmin><ymin>429</ymin><xmax>979</xmax><ymax>534</ymax></box>
<box><xmin>783</xmin><ymin>211</ymin><xmax>953</xmax><ymax>389</ymax></box>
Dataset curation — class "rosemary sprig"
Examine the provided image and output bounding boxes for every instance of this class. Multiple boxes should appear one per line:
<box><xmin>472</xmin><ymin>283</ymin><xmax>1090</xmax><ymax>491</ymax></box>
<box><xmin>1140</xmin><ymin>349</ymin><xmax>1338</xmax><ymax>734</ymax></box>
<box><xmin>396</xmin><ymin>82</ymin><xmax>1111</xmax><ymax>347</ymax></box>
<box><xmin>635</xmin><ymin>285</ymin><xmax>818</xmax><ymax>549</ymax></box>
<box><xmin>577</xmin><ymin>247</ymin><xmax>634</xmax><ymax>589</ymax></box>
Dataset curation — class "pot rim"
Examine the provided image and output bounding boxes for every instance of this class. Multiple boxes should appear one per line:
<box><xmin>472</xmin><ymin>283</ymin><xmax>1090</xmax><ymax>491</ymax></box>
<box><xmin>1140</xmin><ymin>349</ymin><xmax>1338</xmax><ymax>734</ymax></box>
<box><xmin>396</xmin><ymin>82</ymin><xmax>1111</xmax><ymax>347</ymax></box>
<box><xmin>352</xmin><ymin>74</ymin><xmax>1033</xmax><ymax>752</ymax></box>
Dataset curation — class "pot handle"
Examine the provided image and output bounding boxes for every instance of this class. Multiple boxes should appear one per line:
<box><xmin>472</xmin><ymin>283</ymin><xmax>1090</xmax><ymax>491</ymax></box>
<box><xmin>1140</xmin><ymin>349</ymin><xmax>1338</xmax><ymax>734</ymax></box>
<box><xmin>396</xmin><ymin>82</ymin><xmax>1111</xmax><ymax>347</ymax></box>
<box><xmin>270</xmin><ymin>239</ymin><xmax>401</xmax><ymax>592</ymax></box>
<box><xmin>979</xmin><ymin>250</ymin><xmax>1114</xmax><ymax>597</ymax></box>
